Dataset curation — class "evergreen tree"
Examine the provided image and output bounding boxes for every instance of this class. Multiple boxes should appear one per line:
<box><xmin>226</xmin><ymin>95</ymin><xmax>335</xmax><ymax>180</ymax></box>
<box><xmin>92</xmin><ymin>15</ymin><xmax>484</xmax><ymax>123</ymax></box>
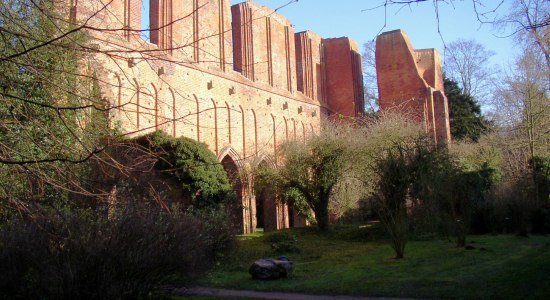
<box><xmin>135</xmin><ymin>131</ymin><xmax>234</xmax><ymax>207</ymax></box>
<box><xmin>445</xmin><ymin>77</ymin><xmax>489</xmax><ymax>142</ymax></box>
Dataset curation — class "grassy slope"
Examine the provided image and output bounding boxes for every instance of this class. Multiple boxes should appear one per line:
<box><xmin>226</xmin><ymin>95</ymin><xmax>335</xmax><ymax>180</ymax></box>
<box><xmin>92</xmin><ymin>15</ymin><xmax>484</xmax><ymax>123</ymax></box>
<box><xmin>202</xmin><ymin>226</ymin><xmax>550</xmax><ymax>299</ymax></box>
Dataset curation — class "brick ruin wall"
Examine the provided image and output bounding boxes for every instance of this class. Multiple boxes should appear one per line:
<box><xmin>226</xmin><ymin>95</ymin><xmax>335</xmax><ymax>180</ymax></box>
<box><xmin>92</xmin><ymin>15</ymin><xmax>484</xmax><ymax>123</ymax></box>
<box><xmin>376</xmin><ymin>29</ymin><xmax>451</xmax><ymax>145</ymax></box>
<box><xmin>63</xmin><ymin>2</ymin><xmax>449</xmax><ymax>233</ymax></box>
<box><xmin>66</xmin><ymin>0</ymin><xmax>364</xmax><ymax>233</ymax></box>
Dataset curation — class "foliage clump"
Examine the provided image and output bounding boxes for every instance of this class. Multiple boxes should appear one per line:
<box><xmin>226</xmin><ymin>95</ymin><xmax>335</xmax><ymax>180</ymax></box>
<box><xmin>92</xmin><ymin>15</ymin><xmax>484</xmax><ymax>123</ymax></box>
<box><xmin>133</xmin><ymin>131</ymin><xmax>234</xmax><ymax>207</ymax></box>
<box><xmin>265</xmin><ymin>231</ymin><xmax>301</xmax><ymax>254</ymax></box>
<box><xmin>256</xmin><ymin>124</ymin><xmax>357</xmax><ymax>231</ymax></box>
<box><xmin>445</xmin><ymin>77</ymin><xmax>490</xmax><ymax>142</ymax></box>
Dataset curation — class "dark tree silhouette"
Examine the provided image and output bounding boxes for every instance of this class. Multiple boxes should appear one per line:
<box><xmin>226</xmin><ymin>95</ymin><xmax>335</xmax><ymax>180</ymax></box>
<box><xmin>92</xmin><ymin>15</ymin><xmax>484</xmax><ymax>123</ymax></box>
<box><xmin>445</xmin><ymin>77</ymin><xmax>489</xmax><ymax>142</ymax></box>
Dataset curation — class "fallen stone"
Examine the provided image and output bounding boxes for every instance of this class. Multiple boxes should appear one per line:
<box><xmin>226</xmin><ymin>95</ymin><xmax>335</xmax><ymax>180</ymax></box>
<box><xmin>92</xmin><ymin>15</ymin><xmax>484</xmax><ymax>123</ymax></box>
<box><xmin>249</xmin><ymin>256</ymin><xmax>293</xmax><ymax>280</ymax></box>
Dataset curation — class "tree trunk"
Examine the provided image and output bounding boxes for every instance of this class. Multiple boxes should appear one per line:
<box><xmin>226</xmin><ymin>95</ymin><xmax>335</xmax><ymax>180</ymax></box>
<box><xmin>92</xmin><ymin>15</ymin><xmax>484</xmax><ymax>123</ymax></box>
<box><xmin>455</xmin><ymin>219</ymin><xmax>467</xmax><ymax>247</ymax></box>
<box><xmin>456</xmin><ymin>233</ymin><xmax>466</xmax><ymax>248</ymax></box>
<box><xmin>393</xmin><ymin>237</ymin><xmax>405</xmax><ymax>259</ymax></box>
<box><xmin>315</xmin><ymin>202</ymin><xmax>330</xmax><ymax>231</ymax></box>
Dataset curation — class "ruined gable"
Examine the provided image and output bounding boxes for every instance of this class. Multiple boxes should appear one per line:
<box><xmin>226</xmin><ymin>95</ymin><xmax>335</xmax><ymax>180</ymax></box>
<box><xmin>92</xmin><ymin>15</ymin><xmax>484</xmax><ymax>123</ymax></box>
<box><xmin>67</xmin><ymin>1</ymin><xmax>449</xmax><ymax>233</ymax></box>
<box><xmin>69</xmin><ymin>0</ymin><xmax>366</xmax><ymax>234</ymax></box>
<box><xmin>376</xmin><ymin>29</ymin><xmax>451</xmax><ymax>145</ymax></box>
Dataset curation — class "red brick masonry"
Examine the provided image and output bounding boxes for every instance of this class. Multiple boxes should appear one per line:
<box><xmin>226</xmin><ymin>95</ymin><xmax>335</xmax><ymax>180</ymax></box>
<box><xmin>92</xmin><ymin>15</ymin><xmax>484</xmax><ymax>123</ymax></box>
<box><xmin>376</xmin><ymin>29</ymin><xmax>451</xmax><ymax>145</ymax></box>
<box><xmin>65</xmin><ymin>1</ymin><xmax>448</xmax><ymax>233</ymax></box>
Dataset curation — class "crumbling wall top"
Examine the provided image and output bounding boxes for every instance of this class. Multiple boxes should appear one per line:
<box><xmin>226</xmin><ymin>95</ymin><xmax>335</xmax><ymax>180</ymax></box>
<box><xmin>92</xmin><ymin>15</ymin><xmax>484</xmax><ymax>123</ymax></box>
<box><xmin>415</xmin><ymin>48</ymin><xmax>444</xmax><ymax>91</ymax></box>
<box><xmin>232</xmin><ymin>1</ymin><xmax>294</xmax><ymax>27</ymax></box>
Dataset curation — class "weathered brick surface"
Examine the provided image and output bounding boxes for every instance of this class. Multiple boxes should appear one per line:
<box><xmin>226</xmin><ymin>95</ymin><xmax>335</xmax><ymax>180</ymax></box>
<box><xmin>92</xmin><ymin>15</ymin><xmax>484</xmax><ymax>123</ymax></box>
<box><xmin>324</xmin><ymin>38</ymin><xmax>365</xmax><ymax>117</ymax></box>
<box><xmin>433</xmin><ymin>90</ymin><xmax>452</xmax><ymax>144</ymax></box>
<box><xmin>72</xmin><ymin>2</ymin><xmax>446</xmax><ymax>233</ymax></box>
<box><xmin>295</xmin><ymin>31</ymin><xmax>325</xmax><ymax>102</ymax></box>
<box><xmin>232</xmin><ymin>2</ymin><xmax>296</xmax><ymax>90</ymax></box>
<box><xmin>376</xmin><ymin>29</ymin><xmax>451</xmax><ymax>144</ymax></box>
<box><xmin>72</xmin><ymin>0</ymin><xmax>365</xmax><ymax>234</ymax></box>
<box><xmin>231</xmin><ymin>3</ymin><xmax>254</xmax><ymax>79</ymax></box>
<box><xmin>415</xmin><ymin>49</ymin><xmax>444</xmax><ymax>91</ymax></box>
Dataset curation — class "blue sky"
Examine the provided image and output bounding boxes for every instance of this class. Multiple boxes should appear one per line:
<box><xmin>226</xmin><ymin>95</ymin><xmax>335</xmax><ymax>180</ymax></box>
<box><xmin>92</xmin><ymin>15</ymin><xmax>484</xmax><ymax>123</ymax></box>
<box><xmin>142</xmin><ymin>0</ymin><xmax>519</xmax><ymax>68</ymax></box>
<box><xmin>232</xmin><ymin>0</ymin><xmax>518</xmax><ymax>68</ymax></box>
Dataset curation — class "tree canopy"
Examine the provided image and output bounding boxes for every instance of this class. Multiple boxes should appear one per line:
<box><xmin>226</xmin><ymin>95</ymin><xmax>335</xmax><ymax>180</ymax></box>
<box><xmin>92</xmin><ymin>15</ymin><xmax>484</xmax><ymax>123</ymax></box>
<box><xmin>445</xmin><ymin>77</ymin><xmax>489</xmax><ymax>142</ymax></box>
<box><xmin>444</xmin><ymin>39</ymin><xmax>495</xmax><ymax>100</ymax></box>
<box><xmin>136</xmin><ymin>131</ymin><xmax>233</xmax><ymax>207</ymax></box>
<box><xmin>256</xmin><ymin>125</ymin><xmax>356</xmax><ymax>231</ymax></box>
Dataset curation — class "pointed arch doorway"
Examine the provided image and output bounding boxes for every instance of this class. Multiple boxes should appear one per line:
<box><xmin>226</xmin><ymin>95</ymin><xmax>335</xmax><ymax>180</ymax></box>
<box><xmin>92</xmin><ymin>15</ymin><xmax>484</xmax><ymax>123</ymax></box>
<box><xmin>255</xmin><ymin>160</ymin><xmax>285</xmax><ymax>232</ymax></box>
<box><xmin>221</xmin><ymin>154</ymin><xmax>245</xmax><ymax>234</ymax></box>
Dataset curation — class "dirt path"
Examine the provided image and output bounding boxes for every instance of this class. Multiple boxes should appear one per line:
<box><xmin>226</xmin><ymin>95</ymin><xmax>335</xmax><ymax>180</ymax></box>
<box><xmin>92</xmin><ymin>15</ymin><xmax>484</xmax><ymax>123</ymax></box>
<box><xmin>173</xmin><ymin>287</ymin><xmax>413</xmax><ymax>300</ymax></box>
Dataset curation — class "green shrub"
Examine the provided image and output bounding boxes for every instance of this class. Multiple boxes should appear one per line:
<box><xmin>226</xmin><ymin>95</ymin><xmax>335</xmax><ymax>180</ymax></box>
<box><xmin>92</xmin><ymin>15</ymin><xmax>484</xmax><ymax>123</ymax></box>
<box><xmin>265</xmin><ymin>232</ymin><xmax>301</xmax><ymax>254</ymax></box>
<box><xmin>338</xmin><ymin>199</ymin><xmax>378</xmax><ymax>225</ymax></box>
<box><xmin>133</xmin><ymin>131</ymin><xmax>234</xmax><ymax>207</ymax></box>
<box><xmin>188</xmin><ymin>205</ymin><xmax>237</xmax><ymax>259</ymax></box>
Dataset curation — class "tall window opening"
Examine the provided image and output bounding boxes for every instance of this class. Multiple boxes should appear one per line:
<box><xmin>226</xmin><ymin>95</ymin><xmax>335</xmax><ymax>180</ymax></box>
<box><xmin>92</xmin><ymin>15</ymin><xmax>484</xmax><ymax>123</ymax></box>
<box><xmin>141</xmin><ymin>1</ymin><xmax>151</xmax><ymax>41</ymax></box>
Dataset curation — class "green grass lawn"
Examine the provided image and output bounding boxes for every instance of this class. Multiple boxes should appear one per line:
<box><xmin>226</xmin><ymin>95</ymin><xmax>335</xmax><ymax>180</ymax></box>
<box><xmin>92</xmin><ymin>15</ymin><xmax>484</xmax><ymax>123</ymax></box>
<box><xmin>200</xmin><ymin>225</ymin><xmax>550</xmax><ymax>299</ymax></box>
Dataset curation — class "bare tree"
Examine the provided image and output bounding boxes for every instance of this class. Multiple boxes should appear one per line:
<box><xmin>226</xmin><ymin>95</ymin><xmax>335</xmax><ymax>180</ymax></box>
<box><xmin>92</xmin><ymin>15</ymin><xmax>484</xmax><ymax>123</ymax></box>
<box><xmin>373</xmin><ymin>145</ymin><xmax>412</xmax><ymax>259</ymax></box>
<box><xmin>496</xmin><ymin>0</ymin><xmax>550</xmax><ymax>77</ymax></box>
<box><xmin>490</xmin><ymin>0</ymin><xmax>549</xmax><ymax>167</ymax></box>
<box><xmin>364</xmin><ymin>1</ymin><xmax>505</xmax><ymax>40</ymax></box>
<box><xmin>493</xmin><ymin>47</ymin><xmax>549</xmax><ymax>163</ymax></box>
<box><xmin>490</xmin><ymin>42</ymin><xmax>549</xmax><ymax>214</ymax></box>
<box><xmin>444</xmin><ymin>39</ymin><xmax>495</xmax><ymax>100</ymax></box>
<box><xmin>0</xmin><ymin>0</ymin><xmax>225</xmax><ymax>205</ymax></box>
<box><xmin>362</xmin><ymin>40</ymin><xmax>379</xmax><ymax>113</ymax></box>
<box><xmin>365</xmin><ymin>0</ymin><xmax>548</xmax><ymax>71</ymax></box>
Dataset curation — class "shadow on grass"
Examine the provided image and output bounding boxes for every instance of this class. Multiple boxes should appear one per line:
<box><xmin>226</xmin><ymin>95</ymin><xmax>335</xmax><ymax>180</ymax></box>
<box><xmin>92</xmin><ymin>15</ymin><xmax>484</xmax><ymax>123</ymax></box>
<box><xmin>197</xmin><ymin>225</ymin><xmax>550</xmax><ymax>299</ymax></box>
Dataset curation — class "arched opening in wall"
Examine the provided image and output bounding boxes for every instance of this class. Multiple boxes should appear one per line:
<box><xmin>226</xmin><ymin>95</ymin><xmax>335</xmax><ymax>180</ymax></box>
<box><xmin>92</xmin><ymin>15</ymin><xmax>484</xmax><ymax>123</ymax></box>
<box><xmin>271</xmin><ymin>114</ymin><xmax>276</xmax><ymax>151</ymax></box>
<box><xmin>251</xmin><ymin>109</ymin><xmax>258</xmax><ymax>155</ymax></box>
<box><xmin>301</xmin><ymin>122</ymin><xmax>306</xmax><ymax>142</ymax></box>
<box><xmin>225</xmin><ymin>102</ymin><xmax>232</xmax><ymax>144</ymax></box>
<box><xmin>140</xmin><ymin>1</ymin><xmax>151</xmax><ymax>41</ymax></box>
<box><xmin>287</xmin><ymin>202</ymin><xmax>307</xmax><ymax>229</ymax></box>
<box><xmin>288</xmin><ymin>205</ymin><xmax>295</xmax><ymax>228</ymax></box>
<box><xmin>221</xmin><ymin>155</ymin><xmax>244</xmax><ymax>234</ymax></box>
<box><xmin>211</xmin><ymin>99</ymin><xmax>219</xmax><ymax>155</ymax></box>
<box><xmin>292</xmin><ymin>119</ymin><xmax>297</xmax><ymax>140</ymax></box>
<box><xmin>239</xmin><ymin>106</ymin><xmax>246</xmax><ymax>157</ymax></box>
<box><xmin>115</xmin><ymin>74</ymin><xmax>122</xmax><ymax>108</ymax></box>
<box><xmin>151</xmin><ymin>83</ymin><xmax>159</xmax><ymax>130</ymax></box>
<box><xmin>255</xmin><ymin>161</ymin><xmax>279</xmax><ymax>232</ymax></box>
<box><xmin>194</xmin><ymin>94</ymin><xmax>200</xmax><ymax>141</ymax></box>
<box><xmin>133</xmin><ymin>78</ymin><xmax>141</xmax><ymax>130</ymax></box>
<box><xmin>283</xmin><ymin>117</ymin><xmax>289</xmax><ymax>141</ymax></box>
<box><xmin>169</xmin><ymin>88</ymin><xmax>176</xmax><ymax>136</ymax></box>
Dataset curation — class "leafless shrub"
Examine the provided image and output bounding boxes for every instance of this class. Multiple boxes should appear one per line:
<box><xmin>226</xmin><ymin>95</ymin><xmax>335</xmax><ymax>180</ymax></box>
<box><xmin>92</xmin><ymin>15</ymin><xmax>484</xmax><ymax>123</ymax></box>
<box><xmin>0</xmin><ymin>201</ymin><xmax>234</xmax><ymax>299</ymax></box>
